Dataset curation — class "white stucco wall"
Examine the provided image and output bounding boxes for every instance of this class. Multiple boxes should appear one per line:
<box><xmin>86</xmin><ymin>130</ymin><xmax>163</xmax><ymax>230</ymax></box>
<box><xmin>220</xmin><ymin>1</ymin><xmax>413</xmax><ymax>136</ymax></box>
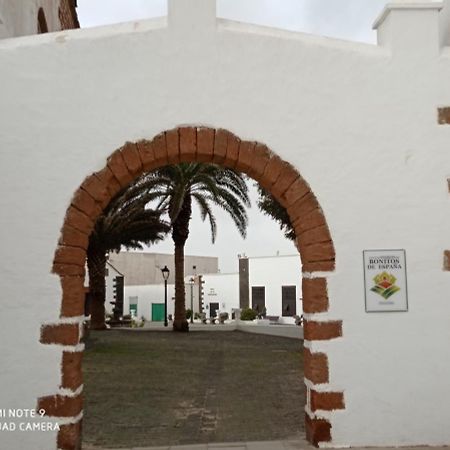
<box><xmin>123</xmin><ymin>284</ymin><xmax>176</xmax><ymax>321</ymax></box>
<box><xmin>202</xmin><ymin>272</ymin><xmax>239</xmax><ymax>317</ymax></box>
<box><xmin>1</xmin><ymin>0</ymin><xmax>450</xmax><ymax>448</ymax></box>
<box><xmin>248</xmin><ymin>255</ymin><xmax>302</xmax><ymax>324</ymax></box>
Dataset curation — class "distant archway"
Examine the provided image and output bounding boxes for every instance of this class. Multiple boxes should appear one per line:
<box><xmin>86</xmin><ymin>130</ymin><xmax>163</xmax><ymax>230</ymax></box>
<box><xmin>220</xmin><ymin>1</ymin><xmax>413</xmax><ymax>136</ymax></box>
<box><xmin>37</xmin><ymin>8</ymin><xmax>48</xmax><ymax>34</ymax></box>
<box><xmin>39</xmin><ymin>126</ymin><xmax>344</xmax><ymax>449</ymax></box>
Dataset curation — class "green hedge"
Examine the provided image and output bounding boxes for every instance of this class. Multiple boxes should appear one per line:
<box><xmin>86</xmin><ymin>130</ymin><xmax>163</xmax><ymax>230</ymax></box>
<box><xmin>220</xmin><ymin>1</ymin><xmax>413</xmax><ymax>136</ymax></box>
<box><xmin>240</xmin><ymin>308</ymin><xmax>257</xmax><ymax>321</ymax></box>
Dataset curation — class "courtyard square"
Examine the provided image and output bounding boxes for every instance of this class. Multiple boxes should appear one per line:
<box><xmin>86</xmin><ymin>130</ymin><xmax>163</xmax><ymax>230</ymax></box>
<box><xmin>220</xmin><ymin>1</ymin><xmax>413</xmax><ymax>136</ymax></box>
<box><xmin>82</xmin><ymin>330</ymin><xmax>305</xmax><ymax>449</ymax></box>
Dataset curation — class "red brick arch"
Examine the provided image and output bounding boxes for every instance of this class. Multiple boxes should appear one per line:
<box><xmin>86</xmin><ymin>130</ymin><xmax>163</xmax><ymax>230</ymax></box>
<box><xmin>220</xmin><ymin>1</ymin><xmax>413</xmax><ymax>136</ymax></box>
<box><xmin>39</xmin><ymin>127</ymin><xmax>344</xmax><ymax>449</ymax></box>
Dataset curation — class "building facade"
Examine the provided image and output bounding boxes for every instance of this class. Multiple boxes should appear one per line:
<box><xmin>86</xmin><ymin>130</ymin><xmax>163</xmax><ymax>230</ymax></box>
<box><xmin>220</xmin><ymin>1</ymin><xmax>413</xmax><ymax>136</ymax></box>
<box><xmin>108</xmin><ymin>251</ymin><xmax>218</xmax><ymax>286</ymax></box>
<box><xmin>1</xmin><ymin>0</ymin><xmax>450</xmax><ymax>449</ymax></box>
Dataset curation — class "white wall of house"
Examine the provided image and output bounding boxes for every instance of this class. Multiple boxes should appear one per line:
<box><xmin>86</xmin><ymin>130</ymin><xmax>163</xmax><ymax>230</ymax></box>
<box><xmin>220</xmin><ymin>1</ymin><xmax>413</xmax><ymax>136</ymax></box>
<box><xmin>1</xmin><ymin>0</ymin><xmax>450</xmax><ymax>447</ymax></box>
<box><xmin>202</xmin><ymin>272</ymin><xmax>239</xmax><ymax>318</ymax></box>
<box><xmin>248</xmin><ymin>255</ymin><xmax>301</xmax><ymax>324</ymax></box>
<box><xmin>123</xmin><ymin>284</ymin><xmax>176</xmax><ymax>321</ymax></box>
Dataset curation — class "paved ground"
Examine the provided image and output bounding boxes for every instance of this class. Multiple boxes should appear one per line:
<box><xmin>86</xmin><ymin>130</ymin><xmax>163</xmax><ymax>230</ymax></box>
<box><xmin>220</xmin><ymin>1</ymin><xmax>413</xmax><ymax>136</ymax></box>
<box><xmin>83</xmin><ymin>330</ymin><xmax>305</xmax><ymax>449</ymax></box>
<box><xmin>84</xmin><ymin>439</ymin><xmax>310</xmax><ymax>450</ymax></box>
<box><xmin>139</xmin><ymin>321</ymin><xmax>303</xmax><ymax>340</ymax></box>
<box><xmin>83</xmin><ymin>439</ymin><xmax>450</xmax><ymax>450</ymax></box>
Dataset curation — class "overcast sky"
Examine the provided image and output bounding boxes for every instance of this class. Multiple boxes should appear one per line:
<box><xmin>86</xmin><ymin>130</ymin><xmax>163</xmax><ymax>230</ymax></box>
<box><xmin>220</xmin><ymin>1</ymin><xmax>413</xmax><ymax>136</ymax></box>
<box><xmin>77</xmin><ymin>0</ymin><xmax>387</xmax><ymax>273</ymax></box>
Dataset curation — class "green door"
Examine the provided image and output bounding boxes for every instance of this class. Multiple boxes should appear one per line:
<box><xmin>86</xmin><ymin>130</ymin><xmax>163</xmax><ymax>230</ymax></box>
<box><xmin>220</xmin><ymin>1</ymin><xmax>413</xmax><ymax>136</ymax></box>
<box><xmin>151</xmin><ymin>303</ymin><xmax>165</xmax><ymax>322</ymax></box>
<box><xmin>129</xmin><ymin>304</ymin><xmax>138</xmax><ymax>317</ymax></box>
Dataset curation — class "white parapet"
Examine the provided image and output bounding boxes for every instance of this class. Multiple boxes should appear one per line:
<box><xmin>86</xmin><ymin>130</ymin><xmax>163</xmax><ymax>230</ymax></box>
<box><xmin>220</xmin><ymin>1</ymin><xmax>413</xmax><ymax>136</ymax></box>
<box><xmin>373</xmin><ymin>0</ymin><xmax>444</xmax><ymax>55</ymax></box>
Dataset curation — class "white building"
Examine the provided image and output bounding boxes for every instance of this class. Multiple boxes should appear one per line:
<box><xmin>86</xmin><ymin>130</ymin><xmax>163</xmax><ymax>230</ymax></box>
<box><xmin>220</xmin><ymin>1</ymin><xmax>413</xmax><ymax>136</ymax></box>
<box><xmin>0</xmin><ymin>0</ymin><xmax>78</xmax><ymax>39</ymax></box>
<box><xmin>2</xmin><ymin>0</ymin><xmax>450</xmax><ymax>448</ymax></box>
<box><xmin>120</xmin><ymin>254</ymin><xmax>301</xmax><ymax>323</ymax></box>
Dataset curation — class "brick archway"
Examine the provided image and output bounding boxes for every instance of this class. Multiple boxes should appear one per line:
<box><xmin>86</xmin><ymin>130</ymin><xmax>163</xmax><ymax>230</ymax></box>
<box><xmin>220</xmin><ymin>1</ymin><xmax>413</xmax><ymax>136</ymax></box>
<box><xmin>39</xmin><ymin>127</ymin><xmax>344</xmax><ymax>449</ymax></box>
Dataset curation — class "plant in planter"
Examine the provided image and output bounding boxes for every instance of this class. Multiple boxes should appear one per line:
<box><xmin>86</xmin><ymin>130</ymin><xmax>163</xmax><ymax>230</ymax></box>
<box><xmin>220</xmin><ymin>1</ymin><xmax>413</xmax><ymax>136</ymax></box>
<box><xmin>240</xmin><ymin>308</ymin><xmax>257</xmax><ymax>321</ymax></box>
<box><xmin>219</xmin><ymin>312</ymin><xmax>229</xmax><ymax>324</ymax></box>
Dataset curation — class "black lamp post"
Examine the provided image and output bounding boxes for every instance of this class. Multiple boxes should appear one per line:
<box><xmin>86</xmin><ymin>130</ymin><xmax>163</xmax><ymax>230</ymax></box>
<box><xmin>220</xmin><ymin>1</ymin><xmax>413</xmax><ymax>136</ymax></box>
<box><xmin>161</xmin><ymin>265</ymin><xmax>170</xmax><ymax>327</ymax></box>
<box><xmin>189</xmin><ymin>277</ymin><xmax>195</xmax><ymax>324</ymax></box>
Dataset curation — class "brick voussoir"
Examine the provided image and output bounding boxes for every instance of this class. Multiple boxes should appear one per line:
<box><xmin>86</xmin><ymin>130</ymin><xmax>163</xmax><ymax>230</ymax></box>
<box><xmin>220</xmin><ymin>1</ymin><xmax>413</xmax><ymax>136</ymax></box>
<box><xmin>58</xmin><ymin>225</ymin><xmax>89</xmax><ymax>250</ymax></box>
<box><xmin>211</xmin><ymin>128</ymin><xmax>228</xmax><ymax>163</ymax></box>
<box><xmin>94</xmin><ymin>167</ymin><xmax>122</xmax><ymax>204</ymax></box>
<box><xmin>288</xmin><ymin>192</ymin><xmax>320</xmax><ymax>224</ymax></box>
<box><xmin>106</xmin><ymin>149</ymin><xmax>133</xmax><ymax>188</ymax></box>
<box><xmin>37</xmin><ymin>394</ymin><xmax>83</xmax><ymax>418</ymax></box>
<box><xmin>80</xmin><ymin>173</ymin><xmax>111</xmax><ymax>207</ymax></box>
<box><xmin>236</xmin><ymin>140</ymin><xmax>256</xmax><ymax>173</ymax></box>
<box><xmin>152</xmin><ymin>132</ymin><xmax>169</xmax><ymax>165</ymax></box>
<box><xmin>247</xmin><ymin>143</ymin><xmax>271</xmax><ymax>179</ymax></box>
<box><xmin>40</xmin><ymin>323</ymin><xmax>80</xmax><ymax>346</ymax></box>
<box><xmin>270</xmin><ymin>164</ymin><xmax>299</xmax><ymax>199</ymax></box>
<box><xmin>292</xmin><ymin>208</ymin><xmax>326</xmax><ymax>235</ymax></box>
<box><xmin>302</xmin><ymin>260</ymin><xmax>335</xmax><ymax>273</ymax></box>
<box><xmin>298</xmin><ymin>225</ymin><xmax>332</xmax><ymax>247</ymax></box>
<box><xmin>53</xmin><ymin>245</ymin><xmax>86</xmax><ymax>267</ymax></box>
<box><xmin>120</xmin><ymin>142</ymin><xmax>143</xmax><ymax>174</ymax></box>
<box><xmin>304</xmin><ymin>320</ymin><xmax>343</xmax><ymax>341</ymax></box>
<box><xmin>281</xmin><ymin>177</ymin><xmax>310</xmax><ymax>208</ymax></box>
<box><xmin>260</xmin><ymin>155</ymin><xmax>285</xmax><ymax>190</ymax></box>
<box><xmin>302</xmin><ymin>241</ymin><xmax>335</xmax><ymax>263</ymax></box>
<box><xmin>179</xmin><ymin>126</ymin><xmax>197</xmax><ymax>161</ymax></box>
<box><xmin>166</xmin><ymin>128</ymin><xmax>180</xmax><ymax>164</ymax></box>
<box><xmin>71</xmin><ymin>188</ymin><xmax>102</xmax><ymax>220</ymax></box>
<box><xmin>223</xmin><ymin>131</ymin><xmax>240</xmax><ymax>169</ymax></box>
<box><xmin>64</xmin><ymin>206</ymin><xmax>94</xmax><ymax>235</ymax></box>
<box><xmin>196</xmin><ymin>127</ymin><xmax>215</xmax><ymax>162</ymax></box>
<box><xmin>136</xmin><ymin>139</ymin><xmax>157</xmax><ymax>171</ymax></box>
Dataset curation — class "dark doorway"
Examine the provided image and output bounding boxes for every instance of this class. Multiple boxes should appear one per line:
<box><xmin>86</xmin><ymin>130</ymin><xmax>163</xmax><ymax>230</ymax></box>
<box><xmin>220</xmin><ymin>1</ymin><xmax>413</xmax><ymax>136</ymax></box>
<box><xmin>209</xmin><ymin>302</ymin><xmax>219</xmax><ymax>318</ymax></box>
<box><xmin>252</xmin><ymin>286</ymin><xmax>265</xmax><ymax>313</ymax></box>
<box><xmin>282</xmin><ymin>286</ymin><xmax>296</xmax><ymax>317</ymax></box>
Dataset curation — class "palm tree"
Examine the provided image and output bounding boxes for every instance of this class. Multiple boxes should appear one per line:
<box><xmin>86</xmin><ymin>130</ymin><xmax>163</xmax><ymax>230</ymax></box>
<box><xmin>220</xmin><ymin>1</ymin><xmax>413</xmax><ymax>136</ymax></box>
<box><xmin>88</xmin><ymin>188</ymin><xmax>170</xmax><ymax>330</ymax></box>
<box><xmin>134</xmin><ymin>163</ymin><xmax>250</xmax><ymax>332</ymax></box>
<box><xmin>256</xmin><ymin>184</ymin><xmax>295</xmax><ymax>241</ymax></box>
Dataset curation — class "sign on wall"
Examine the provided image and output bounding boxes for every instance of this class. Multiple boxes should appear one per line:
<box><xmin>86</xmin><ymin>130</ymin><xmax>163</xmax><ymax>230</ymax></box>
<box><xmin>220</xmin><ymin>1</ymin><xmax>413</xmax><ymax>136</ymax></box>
<box><xmin>363</xmin><ymin>249</ymin><xmax>408</xmax><ymax>312</ymax></box>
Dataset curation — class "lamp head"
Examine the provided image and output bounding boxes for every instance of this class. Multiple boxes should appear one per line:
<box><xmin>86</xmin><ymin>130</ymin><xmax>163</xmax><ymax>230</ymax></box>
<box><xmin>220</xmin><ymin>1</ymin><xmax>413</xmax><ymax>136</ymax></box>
<box><xmin>161</xmin><ymin>265</ymin><xmax>170</xmax><ymax>281</ymax></box>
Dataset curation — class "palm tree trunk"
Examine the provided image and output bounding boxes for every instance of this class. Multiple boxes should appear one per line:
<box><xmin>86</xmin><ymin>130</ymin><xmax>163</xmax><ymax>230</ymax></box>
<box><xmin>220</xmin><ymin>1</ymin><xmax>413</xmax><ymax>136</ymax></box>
<box><xmin>172</xmin><ymin>195</ymin><xmax>191</xmax><ymax>332</ymax></box>
<box><xmin>87</xmin><ymin>245</ymin><xmax>108</xmax><ymax>330</ymax></box>
<box><xmin>173</xmin><ymin>243</ymin><xmax>188</xmax><ymax>331</ymax></box>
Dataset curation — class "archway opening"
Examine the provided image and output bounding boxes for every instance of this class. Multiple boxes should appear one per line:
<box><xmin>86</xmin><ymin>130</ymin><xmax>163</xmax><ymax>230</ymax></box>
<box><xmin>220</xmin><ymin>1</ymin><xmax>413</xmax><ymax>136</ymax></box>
<box><xmin>37</xmin><ymin>8</ymin><xmax>48</xmax><ymax>34</ymax></box>
<box><xmin>39</xmin><ymin>127</ymin><xmax>343</xmax><ymax>449</ymax></box>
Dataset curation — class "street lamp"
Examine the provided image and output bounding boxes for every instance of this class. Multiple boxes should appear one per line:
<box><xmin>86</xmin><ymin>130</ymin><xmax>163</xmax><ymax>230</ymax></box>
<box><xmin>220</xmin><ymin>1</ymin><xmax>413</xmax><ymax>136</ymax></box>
<box><xmin>161</xmin><ymin>265</ymin><xmax>170</xmax><ymax>327</ymax></box>
<box><xmin>189</xmin><ymin>277</ymin><xmax>195</xmax><ymax>324</ymax></box>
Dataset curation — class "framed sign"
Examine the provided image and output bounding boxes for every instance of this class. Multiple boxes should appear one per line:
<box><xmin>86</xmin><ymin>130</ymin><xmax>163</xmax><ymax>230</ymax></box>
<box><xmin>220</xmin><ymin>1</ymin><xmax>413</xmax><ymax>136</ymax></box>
<box><xmin>363</xmin><ymin>249</ymin><xmax>408</xmax><ymax>312</ymax></box>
